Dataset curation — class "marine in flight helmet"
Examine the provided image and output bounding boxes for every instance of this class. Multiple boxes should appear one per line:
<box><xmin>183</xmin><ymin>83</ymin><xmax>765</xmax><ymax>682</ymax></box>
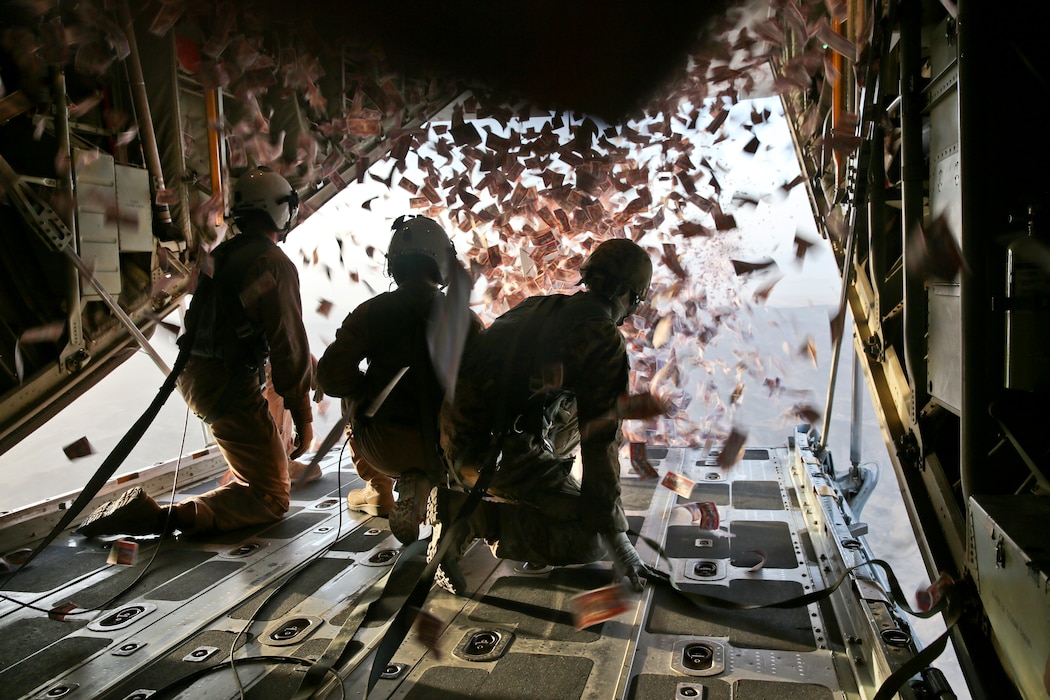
<box><xmin>230</xmin><ymin>167</ymin><xmax>300</xmax><ymax>235</ymax></box>
<box><xmin>387</xmin><ymin>215</ymin><xmax>455</xmax><ymax>286</ymax></box>
<box><xmin>579</xmin><ymin>238</ymin><xmax>653</xmax><ymax>321</ymax></box>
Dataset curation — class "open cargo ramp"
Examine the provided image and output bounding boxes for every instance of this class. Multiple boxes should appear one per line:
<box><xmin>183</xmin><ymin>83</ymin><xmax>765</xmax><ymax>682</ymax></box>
<box><xmin>0</xmin><ymin>428</ymin><xmax>936</xmax><ymax>699</ymax></box>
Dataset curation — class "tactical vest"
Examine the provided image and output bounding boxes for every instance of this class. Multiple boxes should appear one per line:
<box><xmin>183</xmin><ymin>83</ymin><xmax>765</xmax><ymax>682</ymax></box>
<box><xmin>180</xmin><ymin>234</ymin><xmax>274</xmax><ymax>374</ymax></box>
<box><xmin>499</xmin><ymin>293</ymin><xmax>621</xmax><ymax>456</ymax></box>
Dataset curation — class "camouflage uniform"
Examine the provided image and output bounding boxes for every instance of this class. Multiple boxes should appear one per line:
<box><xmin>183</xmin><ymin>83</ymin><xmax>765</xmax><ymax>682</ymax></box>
<box><xmin>439</xmin><ymin>290</ymin><xmax>629</xmax><ymax>565</ymax></box>
<box><xmin>177</xmin><ymin>235</ymin><xmax>313</xmax><ymax>534</ymax></box>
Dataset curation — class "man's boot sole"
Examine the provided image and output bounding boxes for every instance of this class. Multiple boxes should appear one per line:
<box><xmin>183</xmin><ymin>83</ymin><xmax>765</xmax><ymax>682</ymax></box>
<box><xmin>345</xmin><ymin>502</ymin><xmax>390</xmax><ymax>517</ymax></box>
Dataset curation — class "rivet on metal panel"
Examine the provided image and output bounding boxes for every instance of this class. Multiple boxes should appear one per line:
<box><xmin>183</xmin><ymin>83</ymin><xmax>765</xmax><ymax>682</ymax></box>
<box><xmin>183</xmin><ymin>646</ymin><xmax>219</xmax><ymax>663</ymax></box>
<box><xmin>676</xmin><ymin>683</ymin><xmax>706</xmax><ymax>699</ymax></box>
<box><xmin>380</xmin><ymin>663</ymin><xmax>407</xmax><ymax>680</ymax></box>
<box><xmin>111</xmin><ymin>640</ymin><xmax>147</xmax><ymax>656</ymax></box>
<box><xmin>121</xmin><ymin>691</ymin><xmax>156</xmax><ymax>700</ymax></box>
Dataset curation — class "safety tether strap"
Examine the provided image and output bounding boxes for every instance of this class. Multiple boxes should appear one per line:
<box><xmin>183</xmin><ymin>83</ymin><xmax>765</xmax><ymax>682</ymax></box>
<box><xmin>872</xmin><ymin>613</ymin><xmax>961</xmax><ymax>700</ymax></box>
<box><xmin>363</xmin><ymin>295</ymin><xmax>568</xmax><ymax>695</ymax></box>
<box><xmin>0</xmin><ymin>324</ymin><xmax>196</xmax><ymax>587</ymax></box>
<box><xmin>287</xmin><ymin>538</ymin><xmax>428</xmax><ymax>699</ymax></box>
<box><xmin>633</xmin><ymin>529</ymin><xmax>945</xmax><ymax>617</ymax></box>
<box><xmin>364</xmin><ymin>437</ymin><xmax>504</xmax><ymax>696</ymax></box>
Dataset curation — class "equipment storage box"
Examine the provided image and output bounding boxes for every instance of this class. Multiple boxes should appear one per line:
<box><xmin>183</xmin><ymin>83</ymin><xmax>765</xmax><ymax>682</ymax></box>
<box><xmin>967</xmin><ymin>495</ymin><xmax>1050</xmax><ymax>699</ymax></box>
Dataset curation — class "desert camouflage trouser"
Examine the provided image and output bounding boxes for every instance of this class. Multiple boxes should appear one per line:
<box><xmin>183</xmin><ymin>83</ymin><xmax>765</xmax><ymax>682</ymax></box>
<box><xmin>349</xmin><ymin>414</ymin><xmax>443</xmax><ymax>487</ymax></box>
<box><xmin>451</xmin><ymin>428</ymin><xmax>607</xmax><ymax>566</ymax></box>
<box><xmin>177</xmin><ymin>358</ymin><xmax>289</xmax><ymax>534</ymax></box>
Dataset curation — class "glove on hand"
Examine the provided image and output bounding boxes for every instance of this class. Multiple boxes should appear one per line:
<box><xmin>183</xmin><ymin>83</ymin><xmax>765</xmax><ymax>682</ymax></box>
<box><xmin>290</xmin><ymin>421</ymin><xmax>313</xmax><ymax>460</ymax></box>
<box><xmin>604</xmin><ymin>531</ymin><xmax>645</xmax><ymax>592</ymax></box>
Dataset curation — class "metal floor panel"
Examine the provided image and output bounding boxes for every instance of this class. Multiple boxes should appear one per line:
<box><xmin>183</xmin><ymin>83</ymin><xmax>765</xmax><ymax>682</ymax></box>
<box><xmin>342</xmin><ymin>444</ymin><xmax>852</xmax><ymax>700</ymax></box>
<box><xmin>1</xmin><ymin>441</ymin><xmax>897</xmax><ymax>699</ymax></box>
<box><xmin>0</xmin><ymin>450</ymin><xmax>402</xmax><ymax>700</ymax></box>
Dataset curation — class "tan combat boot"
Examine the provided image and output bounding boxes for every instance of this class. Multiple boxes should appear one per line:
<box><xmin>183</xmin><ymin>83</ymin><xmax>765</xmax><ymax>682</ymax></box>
<box><xmin>346</xmin><ymin>480</ymin><xmax>395</xmax><ymax>517</ymax></box>
<box><xmin>388</xmin><ymin>470</ymin><xmax>433</xmax><ymax>545</ymax></box>
<box><xmin>76</xmin><ymin>487</ymin><xmax>167</xmax><ymax>537</ymax></box>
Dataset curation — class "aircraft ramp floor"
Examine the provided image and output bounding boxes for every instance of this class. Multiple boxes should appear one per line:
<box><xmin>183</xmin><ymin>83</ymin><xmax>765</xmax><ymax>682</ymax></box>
<box><xmin>0</xmin><ymin>440</ymin><xmax>883</xmax><ymax>699</ymax></box>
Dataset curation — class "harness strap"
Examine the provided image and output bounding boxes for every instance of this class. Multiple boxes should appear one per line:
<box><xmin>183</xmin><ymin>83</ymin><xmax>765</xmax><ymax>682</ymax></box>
<box><xmin>289</xmin><ymin>538</ymin><xmax>428</xmax><ymax>699</ymax></box>
<box><xmin>872</xmin><ymin>611</ymin><xmax>960</xmax><ymax>700</ymax></box>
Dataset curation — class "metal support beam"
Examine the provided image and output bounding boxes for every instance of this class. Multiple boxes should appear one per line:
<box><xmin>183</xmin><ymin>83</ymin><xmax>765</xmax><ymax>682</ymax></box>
<box><xmin>50</xmin><ymin>67</ymin><xmax>86</xmax><ymax>361</ymax></box>
<box><xmin>957</xmin><ymin>0</ymin><xmax>995</xmax><ymax>500</ymax></box>
<box><xmin>898</xmin><ymin>0</ymin><xmax>929</xmax><ymax>418</ymax></box>
<box><xmin>117</xmin><ymin>2</ymin><xmax>172</xmax><ymax>226</ymax></box>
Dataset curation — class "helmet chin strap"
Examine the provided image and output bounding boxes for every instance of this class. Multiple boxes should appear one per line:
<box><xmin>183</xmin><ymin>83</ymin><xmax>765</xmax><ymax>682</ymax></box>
<box><xmin>610</xmin><ymin>290</ymin><xmax>635</xmax><ymax>326</ymax></box>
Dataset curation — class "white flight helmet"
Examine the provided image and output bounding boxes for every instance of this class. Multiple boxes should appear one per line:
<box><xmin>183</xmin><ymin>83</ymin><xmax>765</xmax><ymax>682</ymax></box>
<box><xmin>387</xmin><ymin>215</ymin><xmax>454</xmax><ymax>285</ymax></box>
<box><xmin>231</xmin><ymin>167</ymin><xmax>300</xmax><ymax>234</ymax></box>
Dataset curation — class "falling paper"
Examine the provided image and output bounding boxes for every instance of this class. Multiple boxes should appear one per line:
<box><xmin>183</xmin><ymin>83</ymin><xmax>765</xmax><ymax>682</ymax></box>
<box><xmin>677</xmin><ymin>501</ymin><xmax>719</xmax><ymax>530</ymax></box>
<box><xmin>48</xmin><ymin>602</ymin><xmax>79</xmax><ymax>621</ymax></box>
<box><xmin>19</xmin><ymin>321</ymin><xmax>65</xmax><ymax>345</ymax></box>
<box><xmin>717</xmin><ymin>428</ymin><xmax>747</xmax><ymax>469</ymax></box>
<box><xmin>906</xmin><ymin>213</ymin><xmax>966</xmax><ymax>283</ymax></box>
<box><xmin>63</xmin><ymin>436</ymin><xmax>95</xmax><ymax>460</ymax></box>
<box><xmin>106</xmin><ymin>539</ymin><xmax>139</xmax><ymax>566</ymax></box>
<box><xmin>915</xmin><ymin>572</ymin><xmax>954</xmax><ymax>612</ymax></box>
<box><xmin>411</xmin><ymin>608</ymin><xmax>446</xmax><ymax>660</ymax></box>
<box><xmin>660</xmin><ymin>471</ymin><xmax>696</xmax><ymax>499</ymax></box>
<box><xmin>731</xmin><ymin>549</ymin><xmax>766</xmax><ymax>572</ymax></box>
<box><xmin>571</xmin><ymin>583</ymin><xmax>629</xmax><ymax>630</ymax></box>
<box><xmin>616</xmin><ymin>392</ymin><xmax>670</xmax><ymax>421</ymax></box>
